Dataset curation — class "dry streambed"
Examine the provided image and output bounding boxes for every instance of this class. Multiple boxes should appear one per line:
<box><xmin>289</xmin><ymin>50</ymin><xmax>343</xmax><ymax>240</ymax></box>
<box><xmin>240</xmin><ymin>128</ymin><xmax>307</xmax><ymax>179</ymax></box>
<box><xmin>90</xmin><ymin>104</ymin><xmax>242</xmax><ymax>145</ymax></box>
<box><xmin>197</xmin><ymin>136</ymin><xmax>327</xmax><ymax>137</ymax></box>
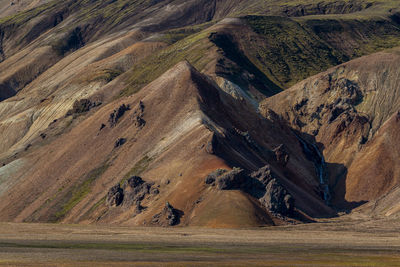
<box><xmin>0</xmin><ymin>218</ymin><xmax>400</xmax><ymax>266</ymax></box>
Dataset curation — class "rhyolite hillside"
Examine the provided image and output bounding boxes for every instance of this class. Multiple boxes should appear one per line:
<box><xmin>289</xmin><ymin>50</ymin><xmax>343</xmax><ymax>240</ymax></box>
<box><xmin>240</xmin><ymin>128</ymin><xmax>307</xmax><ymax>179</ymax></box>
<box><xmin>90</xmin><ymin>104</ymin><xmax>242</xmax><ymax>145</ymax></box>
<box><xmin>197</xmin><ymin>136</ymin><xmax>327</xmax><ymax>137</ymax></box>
<box><xmin>1</xmin><ymin>0</ymin><xmax>400</xmax><ymax>227</ymax></box>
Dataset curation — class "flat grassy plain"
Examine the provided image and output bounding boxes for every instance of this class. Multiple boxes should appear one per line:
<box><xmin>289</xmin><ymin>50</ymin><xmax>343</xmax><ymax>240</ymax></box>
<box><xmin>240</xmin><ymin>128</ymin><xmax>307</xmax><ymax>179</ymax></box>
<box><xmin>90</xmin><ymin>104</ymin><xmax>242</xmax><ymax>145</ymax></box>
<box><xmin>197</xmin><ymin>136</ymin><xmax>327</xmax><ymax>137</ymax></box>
<box><xmin>1</xmin><ymin>215</ymin><xmax>400</xmax><ymax>266</ymax></box>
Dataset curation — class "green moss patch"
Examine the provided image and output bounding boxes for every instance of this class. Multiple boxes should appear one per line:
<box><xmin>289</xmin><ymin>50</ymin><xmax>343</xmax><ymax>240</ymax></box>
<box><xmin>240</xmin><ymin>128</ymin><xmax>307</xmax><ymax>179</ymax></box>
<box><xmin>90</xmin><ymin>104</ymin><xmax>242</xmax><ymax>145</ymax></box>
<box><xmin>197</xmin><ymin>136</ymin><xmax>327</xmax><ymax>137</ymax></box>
<box><xmin>52</xmin><ymin>164</ymin><xmax>109</xmax><ymax>222</ymax></box>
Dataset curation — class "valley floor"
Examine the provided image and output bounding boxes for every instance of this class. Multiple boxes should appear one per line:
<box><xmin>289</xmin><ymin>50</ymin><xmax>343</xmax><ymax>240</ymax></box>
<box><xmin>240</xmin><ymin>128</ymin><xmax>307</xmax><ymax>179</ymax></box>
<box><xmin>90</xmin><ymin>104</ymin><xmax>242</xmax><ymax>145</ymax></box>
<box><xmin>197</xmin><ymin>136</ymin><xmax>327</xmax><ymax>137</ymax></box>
<box><xmin>1</xmin><ymin>215</ymin><xmax>400</xmax><ymax>266</ymax></box>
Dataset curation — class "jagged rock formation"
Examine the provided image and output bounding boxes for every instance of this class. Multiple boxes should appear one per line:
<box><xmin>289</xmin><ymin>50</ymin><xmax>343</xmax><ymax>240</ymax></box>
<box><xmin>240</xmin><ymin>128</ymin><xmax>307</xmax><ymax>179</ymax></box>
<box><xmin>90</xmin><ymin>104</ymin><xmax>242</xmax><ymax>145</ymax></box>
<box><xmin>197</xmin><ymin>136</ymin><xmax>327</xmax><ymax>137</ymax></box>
<box><xmin>109</xmin><ymin>104</ymin><xmax>130</xmax><ymax>127</ymax></box>
<box><xmin>123</xmin><ymin>176</ymin><xmax>155</xmax><ymax>209</ymax></box>
<box><xmin>273</xmin><ymin>144</ymin><xmax>290</xmax><ymax>166</ymax></box>
<box><xmin>216</xmin><ymin>168</ymin><xmax>247</xmax><ymax>190</ymax></box>
<box><xmin>106</xmin><ymin>184</ymin><xmax>124</xmax><ymax>207</ymax></box>
<box><xmin>152</xmin><ymin>202</ymin><xmax>181</xmax><ymax>226</ymax></box>
<box><xmin>66</xmin><ymin>99</ymin><xmax>101</xmax><ymax>117</ymax></box>
<box><xmin>105</xmin><ymin>176</ymin><xmax>159</xmax><ymax>219</ymax></box>
<box><xmin>205</xmin><ymin>165</ymin><xmax>295</xmax><ymax>218</ymax></box>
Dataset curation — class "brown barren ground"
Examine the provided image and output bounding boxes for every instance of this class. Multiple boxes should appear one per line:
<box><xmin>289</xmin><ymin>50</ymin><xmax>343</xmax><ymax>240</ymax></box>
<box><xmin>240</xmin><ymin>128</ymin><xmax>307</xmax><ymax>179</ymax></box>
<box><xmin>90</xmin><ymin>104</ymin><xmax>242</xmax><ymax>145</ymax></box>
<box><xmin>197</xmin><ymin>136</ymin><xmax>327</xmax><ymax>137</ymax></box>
<box><xmin>1</xmin><ymin>215</ymin><xmax>400</xmax><ymax>266</ymax></box>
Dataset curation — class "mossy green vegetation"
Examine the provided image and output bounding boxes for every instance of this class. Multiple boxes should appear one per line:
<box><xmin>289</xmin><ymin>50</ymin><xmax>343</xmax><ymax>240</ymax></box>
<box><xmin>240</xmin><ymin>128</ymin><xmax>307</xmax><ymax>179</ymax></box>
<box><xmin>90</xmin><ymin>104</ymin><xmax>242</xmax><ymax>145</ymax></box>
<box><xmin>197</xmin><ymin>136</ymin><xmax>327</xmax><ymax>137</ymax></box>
<box><xmin>302</xmin><ymin>17</ymin><xmax>400</xmax><ymax>57</ymax></box>
<box><xmin>53</xmin><ymin>164</ymin><xmax>109</xmax><ymax>222</ymax></box>
<box><xmin>244</xmin><ymin>14</ymin><xmax>400</xmax><ymax>88</ymax></box>
<box><xmin>91</xmin><ymin>69</ymin><xmax>123</xmax><ymax>83</ymax></box>
<box><xmin>153</xmin><ymin>21</ymin><xmax>216</xmax><ymax>45</ymax></box>
<box><xmin>244</xmin><ymin>15</ymin><xmax>346</xmax><ymax>88</ymax></box>
<box><xmin>0</xmin><ymin>0</ymin><xmax>59</xmax><ymax>26</ymax></box>
<box><xmin>69</xmin><ymin>0</ymin><xmax>153</xmax><ymax>29</ymax></box>
<box><xmin>121</xmin><ymin>29</ymin><xmax>214</xmax><ymax>96</ymax></box>
<box><xmin>119</xmin><ymin>11</ymin><xmax>400</xmax><ymax>98</ymax></box>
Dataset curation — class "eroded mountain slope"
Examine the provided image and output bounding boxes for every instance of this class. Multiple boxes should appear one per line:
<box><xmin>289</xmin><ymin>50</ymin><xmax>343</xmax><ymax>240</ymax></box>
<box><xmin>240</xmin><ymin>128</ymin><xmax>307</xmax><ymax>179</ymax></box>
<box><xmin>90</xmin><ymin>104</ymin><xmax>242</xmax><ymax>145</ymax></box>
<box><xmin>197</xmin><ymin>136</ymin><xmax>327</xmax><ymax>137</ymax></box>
<box><xmin>1</xmin><ymin>0</ymin><xmax>400</xmax><ymax>226</ymax></box>
<box><xmin>261</xmin><ymin>49</ymin><xmax>400</xmax><ymax>215</ymax></box>
<box><xmin>0</xmin><ymin>62</ymin><xmax>333</xmax><ymax>227</ymax></box>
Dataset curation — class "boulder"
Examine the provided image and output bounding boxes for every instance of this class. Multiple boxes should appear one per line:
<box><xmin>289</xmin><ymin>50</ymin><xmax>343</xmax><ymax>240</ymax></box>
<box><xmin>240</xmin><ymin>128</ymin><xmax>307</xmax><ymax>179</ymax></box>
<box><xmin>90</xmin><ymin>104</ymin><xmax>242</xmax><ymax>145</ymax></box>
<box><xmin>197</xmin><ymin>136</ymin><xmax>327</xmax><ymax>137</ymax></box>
<box><xmin>151</xmin><ymin>201</ymin><xmax>181</xmax><ymax>226</ymax></box>
<box><xmin>133</xmin><ymin>101</ymin><xmax>146</xmax><ymax>128</ymax></box>
<box><xmin>106</xmin><ymin>184</ymin><xmax>124</xmax><ymax>207</ymax></box>
<box><xmin>272</xmin><ymin>144</ymin><xmax>289</xmax><ymax>166</ymax></box>
<box><xmin>114</xmin><ymin>138</ymin><xmax>126</xmax><ymax>148</ymax></box>
<box><xmin>165</xmin><ymin>202</ymin><xmax>179</xmax><ymax>226</ymax></box>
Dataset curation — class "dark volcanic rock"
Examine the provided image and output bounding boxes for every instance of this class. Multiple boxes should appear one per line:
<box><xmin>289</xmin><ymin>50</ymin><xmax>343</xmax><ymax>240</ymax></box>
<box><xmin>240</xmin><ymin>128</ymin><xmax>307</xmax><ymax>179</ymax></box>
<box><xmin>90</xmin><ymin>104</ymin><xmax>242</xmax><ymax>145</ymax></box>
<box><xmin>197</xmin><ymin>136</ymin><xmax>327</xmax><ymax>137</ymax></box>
<box><xmin>134</xmin><ymin>200</ymin><xmax>144</xmax><ymax>214</ymax></box>
<box><xmin>152</xmin><ymin>202</ymin><xmax>182</xmax><ymax>226</ymax></box>
<box><xmin>134</xmin><ymin>116</ymin><xmax>146</xmax><ymax>128</ymax></box>
<box><xmin>150</xmin><ymin>187</ymin><xmax>160</xmax><ymax>195</ymax></box>
<box><xmin>272</xmin><ymin>144</ymin><xmax>289</xmax><ymax>166</ymax></box>
<box><xmin>66</xmin><ymin>99</ymin><xmax>100</xmax><ymax>116</ymax></box>
<box><xmin>217</xmin><ymin>167</ymin><xmax>246</xmax><ymax>190</ymax></box>
<box><xmin>123</xmin><ymin>176</ymin><xmax>153</xmax><ymax>207</ymax></box>
<box><xmin>133</xmin><ymin>101</ymin><xmax>146</xmax><ymax>128</ymax></box>
<box><xmin>106</xmin><ymin>184</ymin><xmax>124</xmax><ymax>207</ymax></box>
<box><xmin>205</xmin><ymin>169</ymin><xmax>227</xmax><ymax>185</ymax></box>
<box><xmin>114</xmin><ymin>138</ymin><xmax>127</xmax><ymax>148</ymax></box>
<box><xmin>205</xmin><ymin>165</ymin><xmax>295</xmax><ymax>217</ymax></box>
<box><xmin>261</xmin><ymin>178</ymin><xmax>294</xmax><ymax>216</ymax></box>
<box><xmin>250</xmin><ymin>165</ymin><xmax>275</xmax><ymax>186</ymax></box>
<box><xmin>109</xmin><ymin>104</ymin><xmax>130</xmax><ymax>127</ymax></box>
<box><xmin>250</xmin><ymin>165</ymin><xmax>294</xmax><ymax>216</ymax></box>
<box><xmin>165</xmin><ymin>201</ymin><xmax>179</xmax><ymax>226</ymax></box>
<box><xmin>128</xmin><ymin>176</ymin><xmax>145</xmax><ymax>188</ymax></box>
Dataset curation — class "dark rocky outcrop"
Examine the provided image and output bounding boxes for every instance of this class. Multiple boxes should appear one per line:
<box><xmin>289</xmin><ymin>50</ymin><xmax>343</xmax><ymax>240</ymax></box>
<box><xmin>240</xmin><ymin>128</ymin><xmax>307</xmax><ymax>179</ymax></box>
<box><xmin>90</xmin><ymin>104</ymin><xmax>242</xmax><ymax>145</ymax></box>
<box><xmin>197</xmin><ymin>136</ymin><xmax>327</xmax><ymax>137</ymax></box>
<box><xmin>165</xmin><ymin>202</ymin><xmax>179</xmax><ymax>226</ymax></box>
<box><xmin>66</xmin><ymin>99</ymin><xmax>101</xmax><ymax>116</ymax></box>
<box><xmin>107</xmin><ymin>176</ymin><xmax>159</xmax><ymax>217</ymax></box>
<box><xmin>114</xmin><ymin>138</ymin><xmax>126</xmax><ymax>148</ymax></box>
<box><xmin>122</xmin><ymin>176</ymin><xmax>154</xmax><ymax>215</ymax></box>
<box><xmin>205</xmin><ymin>165</ymin><xmax>295</xmax><ymax>217</ymax></box>
<box><xmin>106</xmin><ymin>184</ymin><xmax>124</xmax><ymax>207</ymax></box>
<box><xmin>261</xmin><ymin>178</ymin><xmax>294</xmax><ymax>216</ymax></box>
<box><xmin>250</xmin><ymin>165</ymin><xmax>294</xmax><ymax>216</ymax></box>
<box><xmin>133</xmin><ymin>101</ymin><xmax>146</xmax><ymax>128</ymax></box>
<box><xmin>273</xmin><ymin>144</ymin><xmax>289</xmax><ymax>166</ymax></box>
<box><xmin>109</xmin><ymin>104</ymin><xmax>130</xmax><ymax>127</ymax></box>
<box><xmin>152</xmin><ymin>201</ymin><xmax>182</xmax><ymax>226</ymax></box>
<box><xmin>205</xmin><ymin>169</ymin><xmax>227</xmax><ymax>185</ymax></box>
<box><xmin>216</xmin><ymin>167</ymin><xmax>247</xmax><ymax>190</ymax></box>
